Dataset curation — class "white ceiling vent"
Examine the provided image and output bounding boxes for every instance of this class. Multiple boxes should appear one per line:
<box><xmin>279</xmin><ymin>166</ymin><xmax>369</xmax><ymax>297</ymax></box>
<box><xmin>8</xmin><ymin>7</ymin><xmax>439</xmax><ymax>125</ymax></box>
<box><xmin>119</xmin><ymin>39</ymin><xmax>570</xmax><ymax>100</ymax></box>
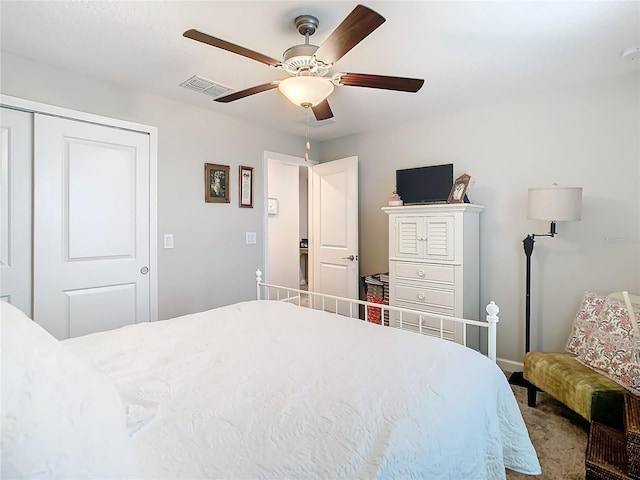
<box><xmin>180</xmin><ymin>75</ymin><xmax>233</xmax><ymax>99</ymax></box>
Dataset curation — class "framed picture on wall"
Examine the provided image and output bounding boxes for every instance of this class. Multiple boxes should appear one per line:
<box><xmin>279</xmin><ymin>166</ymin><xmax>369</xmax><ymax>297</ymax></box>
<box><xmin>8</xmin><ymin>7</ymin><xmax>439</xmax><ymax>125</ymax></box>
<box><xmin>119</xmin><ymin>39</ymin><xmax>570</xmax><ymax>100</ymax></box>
<box><xmin>239</xmin><ymin>165</ymin><xmax>254</xmax><ymax>208</ymax></box>
<box><xmin>447</xmin><ymin>173</ymin><xmax>471</xmax><ymax>204</ymax></box>
<box><xmin>204</xmin><ymin>163</ymin><xmax>230</xmax><ymax>203</ymax></box>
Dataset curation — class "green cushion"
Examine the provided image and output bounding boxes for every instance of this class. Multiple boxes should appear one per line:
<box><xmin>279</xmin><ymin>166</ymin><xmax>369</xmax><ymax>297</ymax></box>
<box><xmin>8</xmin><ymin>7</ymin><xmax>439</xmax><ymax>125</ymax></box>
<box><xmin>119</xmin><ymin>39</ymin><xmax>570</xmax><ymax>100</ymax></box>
<box><xmin>524</xmin><ymin>351</ymin><xmax>626</xmax><ymax>429</ymax></box>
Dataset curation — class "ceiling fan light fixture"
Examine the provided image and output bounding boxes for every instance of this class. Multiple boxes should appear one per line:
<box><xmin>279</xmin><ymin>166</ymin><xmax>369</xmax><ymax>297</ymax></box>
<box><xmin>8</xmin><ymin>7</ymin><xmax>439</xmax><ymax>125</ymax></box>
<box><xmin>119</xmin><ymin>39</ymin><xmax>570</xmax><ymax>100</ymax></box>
<box><xmin>278</xmin><ymin>76</ymin><xmax>334</xmax><ymax>107</ymax></box>
<box><xmin>184</xmin><ymin>4</ymin><xmax>422</xmax><ymax>122</ymax></box>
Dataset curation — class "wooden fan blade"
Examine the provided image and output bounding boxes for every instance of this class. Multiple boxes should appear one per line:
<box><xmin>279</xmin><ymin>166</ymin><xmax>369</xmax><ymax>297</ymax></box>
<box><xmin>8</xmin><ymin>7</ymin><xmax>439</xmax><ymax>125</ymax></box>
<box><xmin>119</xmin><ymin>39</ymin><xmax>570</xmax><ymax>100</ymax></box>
<box><xmin>314</xmin><ymin>5</ymin><xmax>385</xmax><ymax>65</ymax></box>
<box><xmin>312</xmin><ymin>100</ymin><xmax>333</xmax><ymax>121</ymax></box>
<box><xmin>184</xmin><ymin>29</ymin><xmax>281</xmax><ymax>67</ymax></box>
<box><xmin>214</xmin><ymin>82</ymin><xmax>279</xmax><ymax>103</ymax></box>
<box><xmin>338</xmin><ymin>73</ymin><xmax>424</xmax><ymax>92</ymax></box>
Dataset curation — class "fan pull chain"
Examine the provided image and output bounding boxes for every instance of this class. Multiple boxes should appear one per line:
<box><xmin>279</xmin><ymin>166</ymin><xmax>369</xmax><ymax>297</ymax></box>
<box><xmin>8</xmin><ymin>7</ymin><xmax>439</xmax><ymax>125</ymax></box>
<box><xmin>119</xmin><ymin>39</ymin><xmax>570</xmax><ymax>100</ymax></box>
<box><xmin>304</xmin><ymin>106</ymin><xmax>310</xmax><ymax>162</ymax></box>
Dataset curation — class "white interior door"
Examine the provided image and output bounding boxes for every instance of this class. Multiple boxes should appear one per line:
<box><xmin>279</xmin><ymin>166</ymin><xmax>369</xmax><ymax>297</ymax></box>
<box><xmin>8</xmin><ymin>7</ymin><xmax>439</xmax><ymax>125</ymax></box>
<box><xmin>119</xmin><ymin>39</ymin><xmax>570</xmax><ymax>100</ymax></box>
<box><xmin>0</xmin><ymin>107</ymin><xmax>33</xmax><ymax>316</ymax></box>
<box><xmin>33</xmin><ymin>114</ymin><xmax>151</xmax><ymax>339</ymax></box>
<box><xmin>310</xmin><ymin>156</ymin><xmax>358</xmax><ymax>309</ymax></box>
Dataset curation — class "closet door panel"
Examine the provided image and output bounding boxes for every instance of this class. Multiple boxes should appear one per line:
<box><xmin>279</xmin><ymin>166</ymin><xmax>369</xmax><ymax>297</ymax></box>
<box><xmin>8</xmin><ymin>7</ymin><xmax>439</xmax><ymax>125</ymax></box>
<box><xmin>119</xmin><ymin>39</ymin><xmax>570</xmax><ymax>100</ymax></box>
<box><xmin>33</xmin><ymin>114</ymin><xmax>150</xmax><ymax>339</ymax></box>
<box><xmin>0</xmin><ymin>107</ymin><xmax>33</xmax><ymax>316</ymax></box>
<box><xmin>66</xmin><ymin>284</ymin><xmax>136</xmax><ymax>337</ymax></box>
<box><xmin>67</xmin><ymin>141</ymin><xmax>136</xmax><ymax>259</ymax></box>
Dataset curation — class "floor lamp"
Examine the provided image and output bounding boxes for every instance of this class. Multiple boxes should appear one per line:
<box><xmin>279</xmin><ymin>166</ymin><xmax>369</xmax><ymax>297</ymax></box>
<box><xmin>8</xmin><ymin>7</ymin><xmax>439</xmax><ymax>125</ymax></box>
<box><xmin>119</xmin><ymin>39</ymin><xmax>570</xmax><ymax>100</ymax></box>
<box><xmin>509</xmin><ymin>185</ymin><xmax>583</xmax><ymax>387</ymax></box>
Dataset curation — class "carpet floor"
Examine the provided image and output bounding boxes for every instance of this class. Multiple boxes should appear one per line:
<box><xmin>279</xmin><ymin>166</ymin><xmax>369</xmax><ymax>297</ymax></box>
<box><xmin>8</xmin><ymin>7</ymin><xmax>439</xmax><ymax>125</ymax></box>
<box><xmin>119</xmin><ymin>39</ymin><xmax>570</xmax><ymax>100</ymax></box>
<box><xmin>507</xmin><ymin>384</ymin><xmax>589</xmax><ymax>479</ymax></box>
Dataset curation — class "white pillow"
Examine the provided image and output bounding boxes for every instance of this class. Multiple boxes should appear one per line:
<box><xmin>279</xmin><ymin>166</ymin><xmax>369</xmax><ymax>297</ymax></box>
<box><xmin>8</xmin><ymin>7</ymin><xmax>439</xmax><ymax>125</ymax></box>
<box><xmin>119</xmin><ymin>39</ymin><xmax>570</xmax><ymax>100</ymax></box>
<box><xmin>1</xmin><ymin>302</ymin><xmax>137</xmax><ymax>479</ymax></box>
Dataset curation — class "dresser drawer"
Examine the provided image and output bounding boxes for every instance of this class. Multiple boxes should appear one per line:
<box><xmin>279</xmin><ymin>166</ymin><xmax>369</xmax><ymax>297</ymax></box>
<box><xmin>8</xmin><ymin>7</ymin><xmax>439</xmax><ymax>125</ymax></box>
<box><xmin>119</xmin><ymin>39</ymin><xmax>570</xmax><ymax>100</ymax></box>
<box><xmin>394</xmin><ymin>283</ymin><xmax>455</xmax><ymax>310</ymax></box>
<box><xmin>394</xmin><ymin>261</ymin><xmax>455</xmax><ymax>285</ymax></box>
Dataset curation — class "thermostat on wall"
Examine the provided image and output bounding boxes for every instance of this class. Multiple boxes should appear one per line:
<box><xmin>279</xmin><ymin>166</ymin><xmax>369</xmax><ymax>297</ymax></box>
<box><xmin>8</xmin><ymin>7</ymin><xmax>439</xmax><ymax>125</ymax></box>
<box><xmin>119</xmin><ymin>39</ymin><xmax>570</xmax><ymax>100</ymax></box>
<box><xmin>267</xmin><ymin>198</ymin><xmax>278</xmax><ymax>216</ymax></box>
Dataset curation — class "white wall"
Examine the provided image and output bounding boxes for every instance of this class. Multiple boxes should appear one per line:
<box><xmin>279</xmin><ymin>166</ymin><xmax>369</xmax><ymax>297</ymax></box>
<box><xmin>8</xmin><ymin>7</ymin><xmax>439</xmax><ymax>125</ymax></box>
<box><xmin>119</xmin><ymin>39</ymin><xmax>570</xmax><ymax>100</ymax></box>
<box><xmin>319</xmin><ymin>72</ymin><xmax>640</xmax><ymax>368</ymax></box>
<box><xmin>0</xmin><ymin>52</ymin><xmax>314</xmax><ymax>320</ymax></box>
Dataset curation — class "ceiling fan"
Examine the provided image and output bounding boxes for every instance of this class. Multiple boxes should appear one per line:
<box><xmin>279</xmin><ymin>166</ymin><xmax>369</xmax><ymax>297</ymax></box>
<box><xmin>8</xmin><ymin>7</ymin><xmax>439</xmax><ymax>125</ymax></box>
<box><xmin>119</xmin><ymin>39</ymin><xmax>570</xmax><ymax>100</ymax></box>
<box><xmin>183</xmin><ymin>4</ymin><xmax>424</xmax><ymax>121</ymax></box>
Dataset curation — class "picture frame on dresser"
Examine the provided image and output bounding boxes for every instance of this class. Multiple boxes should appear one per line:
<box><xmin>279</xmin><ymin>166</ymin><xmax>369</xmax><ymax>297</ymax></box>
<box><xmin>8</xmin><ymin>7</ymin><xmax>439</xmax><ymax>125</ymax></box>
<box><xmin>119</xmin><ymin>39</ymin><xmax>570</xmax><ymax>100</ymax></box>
<box><xmin>447</xmin><ymin>174</ymin><xmax>471</xmax><ymax>204</ymax></box>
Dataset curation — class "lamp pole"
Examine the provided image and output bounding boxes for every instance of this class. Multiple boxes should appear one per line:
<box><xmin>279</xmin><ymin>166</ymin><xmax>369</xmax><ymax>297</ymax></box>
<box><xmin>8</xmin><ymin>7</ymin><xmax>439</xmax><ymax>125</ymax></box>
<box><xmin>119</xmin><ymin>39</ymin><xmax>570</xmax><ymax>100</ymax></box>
<box><xmin>523</xmin><ymin>234</ymin><xmax>535</xmax><ymax>354</ymax></box>
<box><xmin>509</xmin><ymin>221</ymin><xmax>556</xmax><ymax>387</ymax></box>
<box><xmin>509</xmin><ymin>234</ymin><xmax>537</xmax><ymax>388</ymax></box>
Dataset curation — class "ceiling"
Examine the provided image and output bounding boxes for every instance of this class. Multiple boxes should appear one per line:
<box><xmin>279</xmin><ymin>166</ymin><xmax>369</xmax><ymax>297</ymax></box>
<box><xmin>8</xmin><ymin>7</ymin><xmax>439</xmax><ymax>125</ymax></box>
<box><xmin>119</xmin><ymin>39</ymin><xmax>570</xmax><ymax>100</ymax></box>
<box><xmin>1</xmin><ymin>1</ymin><xmax>638</xmax><ymax>141</ymax></box>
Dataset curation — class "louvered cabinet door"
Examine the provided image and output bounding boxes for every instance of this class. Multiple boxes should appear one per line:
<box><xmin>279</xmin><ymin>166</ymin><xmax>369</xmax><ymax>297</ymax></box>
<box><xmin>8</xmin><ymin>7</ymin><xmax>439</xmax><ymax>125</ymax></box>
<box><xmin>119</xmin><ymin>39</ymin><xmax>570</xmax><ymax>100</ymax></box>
<box><xmin>423</xmin><ymin>216</ymin><xmax>454</xmax><ymax>261</ymax></box>
<box><xmin>393</xmin><ymin>216</ymin><xmax>422</xmax><ymax>258</ymax></box>
<box><xmin>392</xmin><ymin>215</ymin><xmax>454</xmax><ymax>261</ymax></box>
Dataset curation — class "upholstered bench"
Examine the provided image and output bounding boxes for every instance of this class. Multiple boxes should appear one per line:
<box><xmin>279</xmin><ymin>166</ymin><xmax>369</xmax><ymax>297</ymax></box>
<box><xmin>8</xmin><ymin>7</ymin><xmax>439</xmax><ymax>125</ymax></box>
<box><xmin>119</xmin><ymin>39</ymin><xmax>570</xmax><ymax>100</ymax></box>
<box><xmin>524</xmin><ymin>351</ymin><xmax>627</xmax><ymax>430</ymax></box>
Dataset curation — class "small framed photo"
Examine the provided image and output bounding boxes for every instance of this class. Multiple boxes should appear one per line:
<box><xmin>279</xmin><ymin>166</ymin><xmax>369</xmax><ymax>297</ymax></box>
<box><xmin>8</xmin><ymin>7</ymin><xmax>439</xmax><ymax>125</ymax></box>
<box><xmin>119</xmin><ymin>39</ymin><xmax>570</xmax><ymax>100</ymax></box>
<box><xmin>447</xmin><ymin>173</ymin><xmax>471</xmax><ymax>204</ymax></box>
<box><xmin>205</xmin><ymin>163</ymin><xmax>230</xmax><ymax>203</ymax></box>
<box><xmin>239</xmin><ymin>165</ymin><xmax>254</xmax><ymax>208</ymax></box>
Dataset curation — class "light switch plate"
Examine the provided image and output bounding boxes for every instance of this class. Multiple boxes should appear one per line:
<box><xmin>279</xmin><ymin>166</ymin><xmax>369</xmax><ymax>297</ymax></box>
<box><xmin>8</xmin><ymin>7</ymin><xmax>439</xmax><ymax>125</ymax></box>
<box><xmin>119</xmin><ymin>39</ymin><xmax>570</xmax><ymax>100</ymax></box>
<box><xmin>246</xmin><ymin>232</ymin><xmax>257</xmax><ymax>244</ymax></box>
<box><xmin>164</xmin><ymin>234</ymin><xmax>174</xmax><ymax>249</ymax></box>
<box><xmin>267</xmin><ymin>198</ymin><xmax>278</xmax><ymax>216</ymax></box>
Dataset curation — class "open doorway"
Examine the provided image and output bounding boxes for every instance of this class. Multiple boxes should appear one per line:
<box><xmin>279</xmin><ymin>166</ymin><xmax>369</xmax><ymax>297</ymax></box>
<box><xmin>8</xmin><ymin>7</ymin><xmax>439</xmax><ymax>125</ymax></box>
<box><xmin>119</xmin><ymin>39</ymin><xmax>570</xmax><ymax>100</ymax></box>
<box><xmin>264</xmin><ymin>152</ymin><xmax>359</xmax><ymax>303</ymax></box>
<box><xmin>299</xmin><ymin>166</ymin><xmax>309</xmax><ymax>290</ymax></box>
<box><xmin>263</xmin><ymin>151</ymin><xmax>314</xmax><ymax>290</ymax></box>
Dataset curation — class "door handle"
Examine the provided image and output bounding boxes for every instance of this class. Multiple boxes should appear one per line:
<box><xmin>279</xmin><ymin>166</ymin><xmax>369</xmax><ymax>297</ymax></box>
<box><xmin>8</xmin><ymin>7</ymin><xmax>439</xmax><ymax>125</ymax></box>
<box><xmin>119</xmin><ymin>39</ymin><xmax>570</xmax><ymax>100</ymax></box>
<box><xmin>140</xmin><ymin>266</ymin><xmax>149</xmax><ymax>275</ymax></box>
<box><xmin>342</xmin><ymin>255</ymin><xmax>357</xmax><ymax>261</ymax></box>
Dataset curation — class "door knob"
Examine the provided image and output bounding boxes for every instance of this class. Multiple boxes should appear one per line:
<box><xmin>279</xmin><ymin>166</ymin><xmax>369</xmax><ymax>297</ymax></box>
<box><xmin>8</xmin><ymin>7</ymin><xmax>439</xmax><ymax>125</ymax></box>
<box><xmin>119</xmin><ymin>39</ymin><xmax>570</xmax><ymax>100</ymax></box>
<box><xmin>342</xmin><ymin>255</ymin><xmax>356</xmax><ymax>261</ymax></box>
<box><xmin>140</xmin><ymin>266</ymin><xmax>149</xmax><ymax>274</ymax></box>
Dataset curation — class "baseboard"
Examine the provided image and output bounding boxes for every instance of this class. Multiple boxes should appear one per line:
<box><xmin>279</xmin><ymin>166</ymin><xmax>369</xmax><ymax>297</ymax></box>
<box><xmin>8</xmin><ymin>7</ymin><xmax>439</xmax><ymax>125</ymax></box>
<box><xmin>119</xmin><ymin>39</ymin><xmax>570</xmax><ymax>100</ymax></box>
<box><xmin>497</xmin><ymin>357</ymin><xmax>523</xmax><ymax>373</ymax></box>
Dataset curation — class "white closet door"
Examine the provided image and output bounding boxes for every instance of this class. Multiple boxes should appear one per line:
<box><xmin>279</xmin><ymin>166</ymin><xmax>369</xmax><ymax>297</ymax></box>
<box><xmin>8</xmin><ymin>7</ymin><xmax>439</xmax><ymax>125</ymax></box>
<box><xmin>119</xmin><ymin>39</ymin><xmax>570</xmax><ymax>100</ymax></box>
<box><xmin>33</xmin><ymin>114</ymin><xmax>151</xmax><ymax>339</ymax></box>
<box><xmin>0</xmin><ymin>107</ymin><xmax>33</xmax><ymax>316</ymax></box>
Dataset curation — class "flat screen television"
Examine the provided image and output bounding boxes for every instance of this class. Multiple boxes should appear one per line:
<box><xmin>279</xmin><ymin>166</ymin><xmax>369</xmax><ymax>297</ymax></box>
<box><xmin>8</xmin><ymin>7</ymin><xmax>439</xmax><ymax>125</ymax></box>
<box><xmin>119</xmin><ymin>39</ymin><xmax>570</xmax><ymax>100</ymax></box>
<box><xmin>396</xmin><ymin>164</ymin><xmax>454</xmax><ymax>205</ymax></box>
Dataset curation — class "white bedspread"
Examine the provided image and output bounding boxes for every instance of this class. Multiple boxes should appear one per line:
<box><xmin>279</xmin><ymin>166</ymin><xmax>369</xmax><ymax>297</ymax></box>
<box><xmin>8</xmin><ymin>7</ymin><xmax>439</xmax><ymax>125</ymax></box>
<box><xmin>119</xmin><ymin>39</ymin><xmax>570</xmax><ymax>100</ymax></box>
<box><xmin>64</xmin><ymin>300</ymin><xmax>540</xmax><ymax>479</ymax></box>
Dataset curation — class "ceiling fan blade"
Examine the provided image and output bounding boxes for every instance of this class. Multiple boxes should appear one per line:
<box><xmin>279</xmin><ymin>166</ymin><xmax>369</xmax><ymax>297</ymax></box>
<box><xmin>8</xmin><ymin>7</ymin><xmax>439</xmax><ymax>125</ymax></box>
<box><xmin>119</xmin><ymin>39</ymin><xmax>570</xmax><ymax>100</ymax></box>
<box><xmin>184</xmin><ymin>29</ymin><xmax>282</xmax><ymax>67</ymax></box>
<box><xmin>314</xmin><ymin>5</ymin><xmax>385</xmax><ymax>65</ymax></box>
<box><xmin>312</xmin><ymin>99</ymin><xmax>333</xmax><ymax>121</ymax></box>
<box><xmin>214</xmin><ymin>82</ymin><xmax>279</xmax><ymax>103</ymax></box>
<box><xmin>338</xmin><ymin>73</ymin><xmax>424</xmax><ymax>92</ymax></box>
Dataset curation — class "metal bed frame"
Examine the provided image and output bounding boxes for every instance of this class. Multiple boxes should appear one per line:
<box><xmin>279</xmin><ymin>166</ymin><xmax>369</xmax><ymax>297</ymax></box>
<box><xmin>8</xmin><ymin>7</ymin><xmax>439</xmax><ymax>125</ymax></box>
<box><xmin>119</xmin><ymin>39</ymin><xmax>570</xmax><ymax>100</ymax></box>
<box><xmin>255</xmin><ymin>270</ymin><xmax>500</xmax><ymax>362</ymax></box>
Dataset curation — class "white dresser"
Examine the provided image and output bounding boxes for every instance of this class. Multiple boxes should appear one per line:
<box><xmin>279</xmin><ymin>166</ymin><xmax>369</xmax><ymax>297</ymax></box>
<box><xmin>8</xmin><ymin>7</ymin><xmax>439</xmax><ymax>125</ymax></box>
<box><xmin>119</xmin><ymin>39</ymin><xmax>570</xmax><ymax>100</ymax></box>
<box><xmin>383</xmin><ymin>204</ymin><xmax>484</xmax><ymax>346</ymax></box>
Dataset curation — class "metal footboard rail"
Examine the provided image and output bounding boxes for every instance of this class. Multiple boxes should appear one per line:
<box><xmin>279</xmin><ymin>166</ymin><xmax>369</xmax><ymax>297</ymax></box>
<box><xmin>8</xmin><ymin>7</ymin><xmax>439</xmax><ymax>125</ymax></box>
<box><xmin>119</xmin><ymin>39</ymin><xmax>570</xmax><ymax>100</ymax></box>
<box><xmin>255</xmin><ymin>270</ymin><xmax>499</xmax><ymax>362</ymax></box>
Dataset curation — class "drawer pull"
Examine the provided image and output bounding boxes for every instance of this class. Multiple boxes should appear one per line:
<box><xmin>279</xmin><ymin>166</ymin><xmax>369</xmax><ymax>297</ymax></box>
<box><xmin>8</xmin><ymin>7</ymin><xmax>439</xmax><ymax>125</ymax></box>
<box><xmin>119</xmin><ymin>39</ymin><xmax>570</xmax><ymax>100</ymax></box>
<box><xmin>417</xmin><ymin>292</ymin><xmax>425</xmax><ymax>301</ymax></box>
<box><xmin>417</xmin><ymin>270</ymin><xmax>425</xmax><ymax>277</ymax></box>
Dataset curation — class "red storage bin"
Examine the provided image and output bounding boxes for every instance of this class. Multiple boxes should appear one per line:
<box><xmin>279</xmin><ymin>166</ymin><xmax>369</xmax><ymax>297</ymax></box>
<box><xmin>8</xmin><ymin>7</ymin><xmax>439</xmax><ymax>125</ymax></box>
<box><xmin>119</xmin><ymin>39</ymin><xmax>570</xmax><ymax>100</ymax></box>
<box><xmin>364</xmin><ymin>274</ymin><xmax>389</xmax><ymax>325</ymax></box>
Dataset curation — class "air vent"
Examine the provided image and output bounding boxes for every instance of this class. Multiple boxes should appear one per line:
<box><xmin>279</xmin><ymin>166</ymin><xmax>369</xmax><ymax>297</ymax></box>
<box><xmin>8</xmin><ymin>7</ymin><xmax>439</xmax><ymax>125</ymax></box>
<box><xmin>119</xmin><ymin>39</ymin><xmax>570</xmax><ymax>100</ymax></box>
<box><xmin>180</xmin><ymin>75</ymin><xmax>233</xmax><ymax>99</ymax></box>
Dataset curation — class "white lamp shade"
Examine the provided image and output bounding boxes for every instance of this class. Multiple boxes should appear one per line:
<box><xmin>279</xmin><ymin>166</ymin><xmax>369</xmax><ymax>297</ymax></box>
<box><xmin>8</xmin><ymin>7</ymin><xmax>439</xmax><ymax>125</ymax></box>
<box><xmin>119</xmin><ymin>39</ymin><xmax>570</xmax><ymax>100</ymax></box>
<box><xmin>527</xmin><ymin>186</ymin><xmax>583</xmax><ymax>221</ymax></box>
<box><xmin>278</xmin><ymin>76</ymin><xmax>334</xmax><ymax>107</ymax></box>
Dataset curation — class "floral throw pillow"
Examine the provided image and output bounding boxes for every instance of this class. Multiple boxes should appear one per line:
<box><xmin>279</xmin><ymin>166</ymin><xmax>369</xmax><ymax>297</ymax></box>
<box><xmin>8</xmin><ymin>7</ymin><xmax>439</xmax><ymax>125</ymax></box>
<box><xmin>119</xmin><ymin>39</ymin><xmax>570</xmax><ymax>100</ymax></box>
<box><xmin>597</xmin><ymin>296</ymin><xmax>640</xmax><ymax>339</ymax></box>
<box><xmin>578</xmin><ymin>329</ymin><xmax>640</xmax><ymax>396</ymax></box>
<box><xmin>565</xmin><ymin>292</ymin><xmax>607</xmax><ymax>356</ymax></box>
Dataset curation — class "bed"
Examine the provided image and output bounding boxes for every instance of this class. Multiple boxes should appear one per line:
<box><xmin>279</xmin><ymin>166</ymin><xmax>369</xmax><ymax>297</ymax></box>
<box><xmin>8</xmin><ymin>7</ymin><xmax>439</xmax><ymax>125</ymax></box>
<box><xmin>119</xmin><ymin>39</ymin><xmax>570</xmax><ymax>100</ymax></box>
<box><xmin>1</xmin><ymin>271</ymin><xmax>541</xmax><ymax>479</ymax></box>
